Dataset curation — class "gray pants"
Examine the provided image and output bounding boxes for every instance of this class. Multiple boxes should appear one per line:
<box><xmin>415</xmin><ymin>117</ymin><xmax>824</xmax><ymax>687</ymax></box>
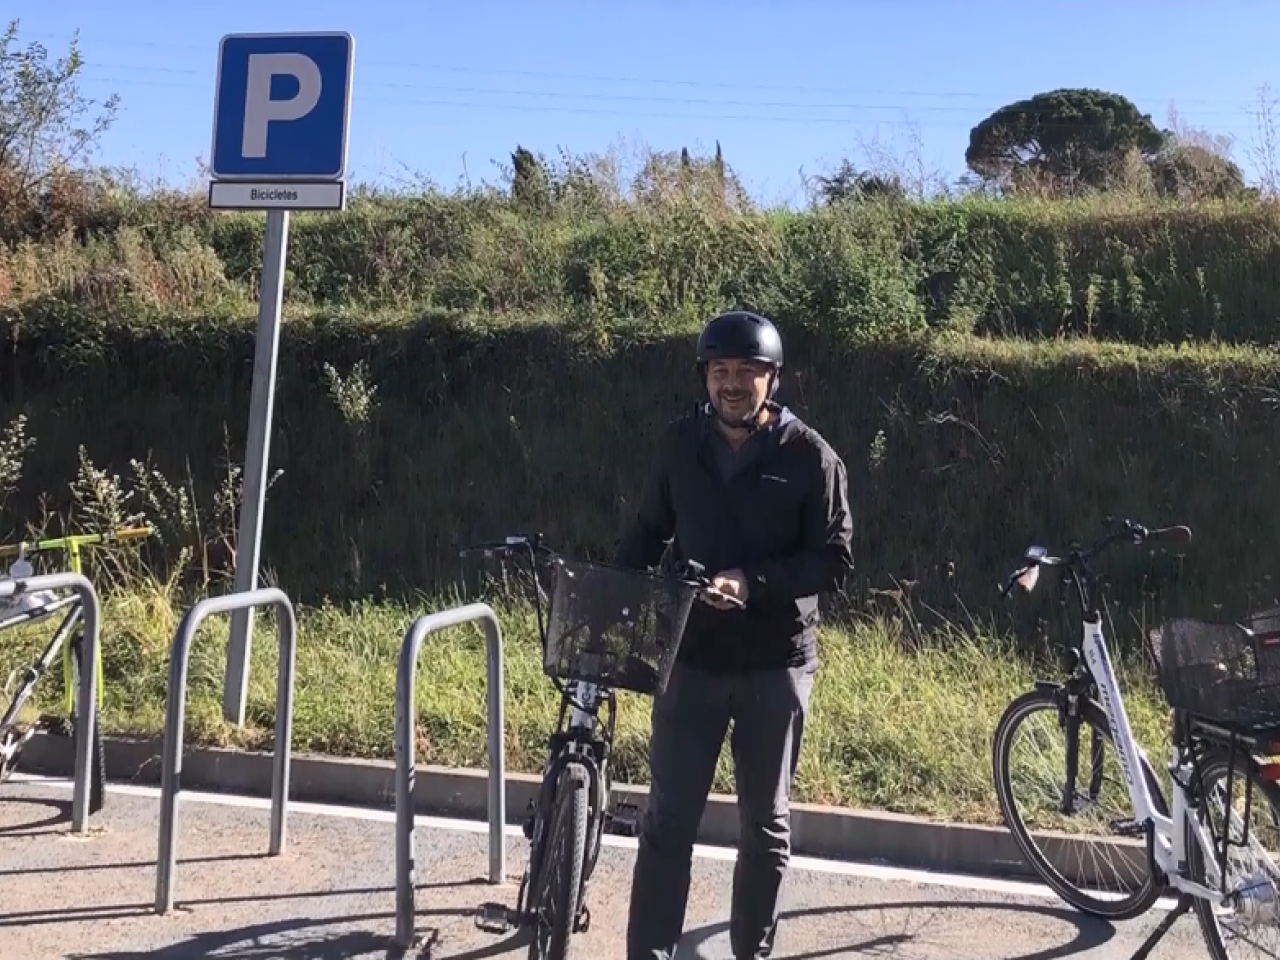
<box><xmin>625</xmin><ymin>660</ymin><xmax>816</xmax><ymax>960</ymax></box>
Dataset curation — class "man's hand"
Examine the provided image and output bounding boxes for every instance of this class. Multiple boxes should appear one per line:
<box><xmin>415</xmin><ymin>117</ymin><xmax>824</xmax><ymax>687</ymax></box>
<box><xmin>702</xmin><ymin>568</ymin><xmax>749</xmax><ymax>609</ymax></box>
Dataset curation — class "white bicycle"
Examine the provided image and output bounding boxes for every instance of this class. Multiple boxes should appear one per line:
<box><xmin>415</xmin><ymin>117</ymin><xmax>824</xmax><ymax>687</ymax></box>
<box><xmin>993</xmin><ymin>518</ymin><xmax>1280</xmax><ymax>960</ymax></box>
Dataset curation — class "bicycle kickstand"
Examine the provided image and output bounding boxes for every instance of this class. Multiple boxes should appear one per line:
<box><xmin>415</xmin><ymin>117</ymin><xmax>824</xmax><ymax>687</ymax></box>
<box><xmin>1127</xmin><ymin>893</ymin><xmax>1193</xmax><ymax>960</ymax></box>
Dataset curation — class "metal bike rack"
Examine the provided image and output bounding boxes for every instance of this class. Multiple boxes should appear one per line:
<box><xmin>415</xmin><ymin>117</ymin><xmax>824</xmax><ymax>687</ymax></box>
<box><xmin>154</xmin><ymin>587</ymin><xmax>297</xmax><ymax>914</ymax></box>
<box><xmin>395</xmin><ymin>602</ymin><xmax>506</xmax><ymax>949</ymax></box>
<box><xmin>0</xmin><ymin>571</ymin><xmax>102</xmax><ymax>834</ymax></box>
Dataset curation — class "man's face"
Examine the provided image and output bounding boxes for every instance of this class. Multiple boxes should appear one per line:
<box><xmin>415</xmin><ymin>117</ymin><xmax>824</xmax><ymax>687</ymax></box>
<box><xmin>706</xmin><ymin>358</ymin><xmax>774</xmax><ymax>428</ymax></box>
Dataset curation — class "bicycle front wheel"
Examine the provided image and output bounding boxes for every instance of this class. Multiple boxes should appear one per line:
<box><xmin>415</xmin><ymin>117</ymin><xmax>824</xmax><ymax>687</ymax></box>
<box><xmin>528</xmin><ymin>761</ymin><xmax>589</xmax><ymax>960</ymax></box>
<box><xmin>993</xmin><ymin>687</ymin><xmax>1168</xmax><ymax>920</ymax></box>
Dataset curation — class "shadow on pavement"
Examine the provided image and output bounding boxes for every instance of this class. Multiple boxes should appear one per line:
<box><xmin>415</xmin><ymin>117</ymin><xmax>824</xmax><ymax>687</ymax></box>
<box><xmin>61</xmin><ymin>908</ymin><xmax>529</xmax><ymax>960</ymax></box>
<box><xmin>678</xmin><ymin>898</ymin><xmax>1117</xmax><ymax>960</ymax></box>
<box><xmin>61</xmin><ymin>911</ymin><xmax>535</xmax><ymax>960</ymax></box>
<box><xmin>0</xmin><ymin>793</ymin><xmax>71</xmax><ymax>835</ymax></box>
<box><xmin>0</xmin><ymin>878</ymin><xmax>492</xmax><ymax>930</ymax></box>
<box><xmin>0</xmin><ymin>850</ymin><xmax>271</xmax><ymax>877</ymax></box>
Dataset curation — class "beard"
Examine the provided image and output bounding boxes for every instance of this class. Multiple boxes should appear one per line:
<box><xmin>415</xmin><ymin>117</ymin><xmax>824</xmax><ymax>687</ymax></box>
<box><xmin>712</xmin><ymin>391</ymin><xmax>762</xmax><ymax>428</ymax></box>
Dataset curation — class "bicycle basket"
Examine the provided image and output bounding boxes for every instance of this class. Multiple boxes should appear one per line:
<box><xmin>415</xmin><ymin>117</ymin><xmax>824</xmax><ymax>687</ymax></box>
<box><xmin>1149</xmin><ymin>608</ymin><xmax>1280</xmax><ymax>728</ymax></box>
<box><xmin>543</xmin><ymin>559</ymin><xmax>699</xmax><ymax>696</ymax></box>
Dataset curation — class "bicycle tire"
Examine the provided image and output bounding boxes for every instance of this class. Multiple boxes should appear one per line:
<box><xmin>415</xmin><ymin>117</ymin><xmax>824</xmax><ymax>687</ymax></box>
<box><xmin>69</xmin><ymin>633</ymin><xmax>105</xmax><ymax>815</ymax></box>
<box><xmin>528</xmin><ymin>761</ymin><xmax>589</xmax><ymax>960</ymax></box>
<box><xmin>993</xmin><ymin>687</ymin><xmax>1168</xmax><ymax>920</ymax></box>
<box><xmin>1187</xmin><ymin>746</ymin><xmax>1280</xmax><ymax>960</ymax></box>
<box><xmin>583</xmin><ymin>766</ymin><xmax>608</xmax><ymax>884</ymax></box>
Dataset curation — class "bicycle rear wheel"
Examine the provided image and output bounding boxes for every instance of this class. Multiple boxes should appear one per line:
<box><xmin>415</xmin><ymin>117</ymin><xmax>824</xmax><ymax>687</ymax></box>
<box><xmin>1188</xmin><ymin>747</ymin><xmax>1280</xmax><ymax>960</ymax></box>
<box><xmin>527</xmin><ymin>762</ymin><xmax>589</xmax><ymax>960</ymax></box>
<box><xmin>993</xmin><ymin>687</ymin><xmax>1168</xmax><ymax>920</ymax></box>
<box><xmin>68</xmin><ymin>631</ymin><xmax>105</xmax><ymax>814</ymax></box>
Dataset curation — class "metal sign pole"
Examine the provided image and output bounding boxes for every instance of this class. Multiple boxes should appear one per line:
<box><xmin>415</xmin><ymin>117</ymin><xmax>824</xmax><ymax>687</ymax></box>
<box><xmin>207</xmin><ymin>31</ymin><xmax>353</xmax><ymax>725</ymax></box>
<box><xmin>223</xmin><ymin>208</ymin><xmax>290</xmax><ymax>724</ymax></box>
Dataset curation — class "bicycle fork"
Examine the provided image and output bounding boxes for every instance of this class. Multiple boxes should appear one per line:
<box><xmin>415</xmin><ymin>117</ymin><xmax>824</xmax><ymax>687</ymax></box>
<box><xmin>478</xmin><ymin>678</ymin><xmax>612</xmax><ymax>938</ymax></box>
<box><xmin>559</xmin><ymin>679</ymin><xmax>605</xmax><ymax>935</ymax></box>
<box><xmin>1</xmin><ymin>608</ymin><xmax>82</xmax><ymax>775</ymax></box>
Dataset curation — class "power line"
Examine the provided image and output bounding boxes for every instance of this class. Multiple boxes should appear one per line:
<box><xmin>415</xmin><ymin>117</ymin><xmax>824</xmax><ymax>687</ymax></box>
<box><xmin>75</xmin><ymin>61</ymin><xmax>1270</xmax><ymax>122</ymax></box>
<box><xmin>20</xmin><ymin>28</ymin><xmax>1274</xmax><ymax>109</ymax></box>
<box><xmin>74</xmin><ymin>72</ymin><xmax>1270</xmax><ymax>135</ymax></box>
<box><xmin>74</xmin><ymin>74</ymin><xmax>979</xmax><ymax>126</ymax></box>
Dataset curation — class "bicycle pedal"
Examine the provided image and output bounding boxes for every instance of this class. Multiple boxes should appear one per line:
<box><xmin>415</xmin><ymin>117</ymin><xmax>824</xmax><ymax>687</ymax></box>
<box><xmin>36</xmin><ymin>715</ymin><xmax>72</xmax><ymax>737</ymax></box>
<box><xmin>607</xmin><ymin>802</ymin><xmax>641</xmax><ymax>836</ymax></box>
<box><xmin>1110</xmin><ymin>817</ymin><xmax>1146</xmax><ymax>837</ymax></box>
<box><xmin>521</xmin><ymin>798</ymin><xmax>537</xmax><ymax>840</ymax></box>
<box><xmin>474</xmin><ymin>902</ymin><xmax>514</xmax><ymax>934</ymax></box>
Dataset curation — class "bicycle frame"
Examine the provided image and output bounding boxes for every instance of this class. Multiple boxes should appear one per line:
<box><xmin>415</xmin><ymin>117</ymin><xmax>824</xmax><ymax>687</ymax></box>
<box><xmin>1080</xmin><ymin>611</ymin><xmax>1268</xmax><ymax>906</ymax></box>
<box><xmin>476</xmin><ymin>540</ymin><xmax>618</xmax><ymax>935</ymax></box>
<box><xmin>0</xmin><ymin>595</ymin><xmax>84</xmax><ymax>769</ymax></box>
<box><xmin>1</xmin><ymin>596</ymin><xmax>82</xmax><ymax>725</ymax></box>
<box><xmin>0</xmin><ymin>525</ymin><xmax>153</xmax><ymax>713</ymax></box>
<box><xmin>515</xmin><ymin>674</ymin><xmax>612</xmax><ymax>927</ymax></box>
<box><xmin>469</xmin><ymin>532</ymin><xmax>726</xmax><ymax>944</ymax></box>
<box><xmin>997</xmin><ymin>518</ymin><xmax>1280</xmax><ymax>960</ymax></box>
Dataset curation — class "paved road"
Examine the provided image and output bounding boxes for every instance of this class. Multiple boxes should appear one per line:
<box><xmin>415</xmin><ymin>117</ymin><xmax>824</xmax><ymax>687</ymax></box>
<box><xmin>1</xmin><ymin>775</ymin><xmax>1211</xmax><ymax>960</ymax></box>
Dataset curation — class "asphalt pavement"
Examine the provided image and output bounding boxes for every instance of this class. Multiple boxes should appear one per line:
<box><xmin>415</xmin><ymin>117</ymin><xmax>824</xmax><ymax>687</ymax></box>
<box><xmin>0</xmin><ymin>775</ymin><xmax>1212</xmax><ymax>959</ymax></box>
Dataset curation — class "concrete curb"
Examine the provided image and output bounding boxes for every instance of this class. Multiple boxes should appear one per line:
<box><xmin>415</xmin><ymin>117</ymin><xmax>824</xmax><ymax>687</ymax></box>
<box><xmin>17</xmin><ymin>733</ymin><xmax>1144</xmax><ymax>886</ymax></box>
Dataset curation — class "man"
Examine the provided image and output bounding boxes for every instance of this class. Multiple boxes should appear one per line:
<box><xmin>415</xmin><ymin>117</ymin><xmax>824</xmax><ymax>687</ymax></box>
<box><xmin>616</xmin><ymin>310</ymin><xmax>854</xmax><ymax>960</ymax></box>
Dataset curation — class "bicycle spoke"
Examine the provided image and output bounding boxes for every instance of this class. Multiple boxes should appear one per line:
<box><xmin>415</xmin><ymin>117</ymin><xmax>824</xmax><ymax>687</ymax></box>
<box><xmin>1192</xmin><ymin>753</ymin><xmax>1280</xmax><ymax>960</ymax></box>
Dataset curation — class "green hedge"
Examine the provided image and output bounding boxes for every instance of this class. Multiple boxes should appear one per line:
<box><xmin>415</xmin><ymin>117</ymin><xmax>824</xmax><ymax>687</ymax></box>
<box><xmin>7</xmin><ymin>195</ymin><xmax>1280</xmax><ymax>345</ymax></box>
<box><xmin>4</xmin><ymin>315</ymin><xmax>1279</xmax><ymax>654</ymax></box>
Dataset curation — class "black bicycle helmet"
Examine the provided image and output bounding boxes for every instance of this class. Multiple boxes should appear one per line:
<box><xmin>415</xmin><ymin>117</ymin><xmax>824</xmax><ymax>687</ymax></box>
<box><xmin>695</xmin><ymin>311</ymin><xmax>784</xmax><ymax>370</ymax></box>
<box><xmin>695</xmin><ymin>311</ymin><xmax>785</xmax><ymax>420</ymax></box>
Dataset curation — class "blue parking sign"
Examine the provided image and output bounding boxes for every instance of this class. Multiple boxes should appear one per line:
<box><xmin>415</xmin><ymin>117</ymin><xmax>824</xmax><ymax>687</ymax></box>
<box><xmin>210</xmin><ymin>32</ymin><xmax>354</xmax><ymax>181</ymax></box>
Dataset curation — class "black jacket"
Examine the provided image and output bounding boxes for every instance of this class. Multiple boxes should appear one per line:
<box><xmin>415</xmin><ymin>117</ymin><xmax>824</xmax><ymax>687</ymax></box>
<box><xmin>616</xmin><ymin>401</ymin><xmax>854</xmax><ymax>673</ymax></box>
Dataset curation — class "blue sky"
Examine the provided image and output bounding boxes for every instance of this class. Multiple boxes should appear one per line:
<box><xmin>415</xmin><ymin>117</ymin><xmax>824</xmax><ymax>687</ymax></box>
<box><xmin>8</xmin><ymin>0</ymin><xmax>1280</xmax><ymax>205</ymax></box>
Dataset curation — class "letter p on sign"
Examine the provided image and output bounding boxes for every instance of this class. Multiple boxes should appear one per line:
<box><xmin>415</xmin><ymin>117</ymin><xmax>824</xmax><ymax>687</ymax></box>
<box><xmin>242</xmin><ymin>54</ymin><xmax>323</xmax><ymax>159</ymax></box>
<box><xmin>210</xmin><ymin>32</ymin><xmax>353</xmax><ymax>182</ymax></box>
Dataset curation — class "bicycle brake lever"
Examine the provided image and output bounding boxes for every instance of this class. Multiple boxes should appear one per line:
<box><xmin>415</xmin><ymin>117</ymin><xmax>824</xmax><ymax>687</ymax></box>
<box><xmin>700</xmin><ymin>585</ymin><xmax>745</xmax><ymax>609</ymax></box>
<box><xmin>685</xmin><ymin>559</ymin><xmax>707</xmax><ymax>577</ymax></box>
<box><xmin>1101</xmin><ymin>516</ymin><xmax>1137</xmax><ymax>538</ymax></box>
<box><xmin>999</xmin><ymin>563</ymin><xmax>1040</xmax><ymax>598</ymax></box>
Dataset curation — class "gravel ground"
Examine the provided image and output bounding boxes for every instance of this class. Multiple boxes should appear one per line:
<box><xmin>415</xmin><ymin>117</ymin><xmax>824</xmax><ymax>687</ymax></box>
<box><xmin>0</xmin><ymin>778</ymin><xmax>1213</xmax><ymax>959</ymax></box>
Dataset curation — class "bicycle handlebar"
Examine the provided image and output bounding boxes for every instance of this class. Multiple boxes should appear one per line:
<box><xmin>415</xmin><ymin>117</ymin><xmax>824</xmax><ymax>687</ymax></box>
<box><xmin>668</xmin><ymin>558</ymin><xmax>746</xmax><ymax>609</ymax></box>
<box><xmin>459</xmin><ymin>534</ymin><xmax>745</xmax><ymax>609</ymax></box>
<box><xmin>0</xmin><ymin>524</ymin><xmax>156</xmax><ymax>560</ymax></box>
<box><xmin>458</xmin><ymin>535</ymin><xmax>555</xmax><ymax>561</ymax></box>
<box><xmin>1000</xmin><ymin>518</ymin><xmax>1193</xmax><ymax>601</ymax></box>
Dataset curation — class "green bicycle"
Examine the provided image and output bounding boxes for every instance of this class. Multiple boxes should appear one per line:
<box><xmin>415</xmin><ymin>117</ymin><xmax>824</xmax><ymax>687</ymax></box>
<box><xmin>0</xmin><ymin>525</ymin><xmax>153</xmax><ymax>807</ymax></box>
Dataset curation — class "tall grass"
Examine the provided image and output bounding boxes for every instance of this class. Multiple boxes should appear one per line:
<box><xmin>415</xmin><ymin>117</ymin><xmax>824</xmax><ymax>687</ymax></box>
<box><xmin>0</xmin><ymin>568</ymin><xmax>1172</xmax><ymax>824</ymax></box>
<box><xmin>5</xmin><ymin>326</ymin><xmax>1278</xmax><ymax>651</ymax></box>
<box><xmin>5</xmin><ymin>159</ymin><xmax>1280</xmax><ymax>344</ymax></box>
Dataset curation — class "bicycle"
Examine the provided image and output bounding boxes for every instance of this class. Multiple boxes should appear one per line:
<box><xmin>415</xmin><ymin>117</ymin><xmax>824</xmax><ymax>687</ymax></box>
<box><xmin>0</xmin><ymin>525</ymin><xmax>154</xmax><ymax>811</ymax></box>
<box><xmin>993</xmin><ymin>517</ymin><xmax>1280</xmax><ymax>960</ymax></box>
<box><xmin>463</xmin><ymin>533</ymin><xmax>741</xmax><ymax>960</ymax></box>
